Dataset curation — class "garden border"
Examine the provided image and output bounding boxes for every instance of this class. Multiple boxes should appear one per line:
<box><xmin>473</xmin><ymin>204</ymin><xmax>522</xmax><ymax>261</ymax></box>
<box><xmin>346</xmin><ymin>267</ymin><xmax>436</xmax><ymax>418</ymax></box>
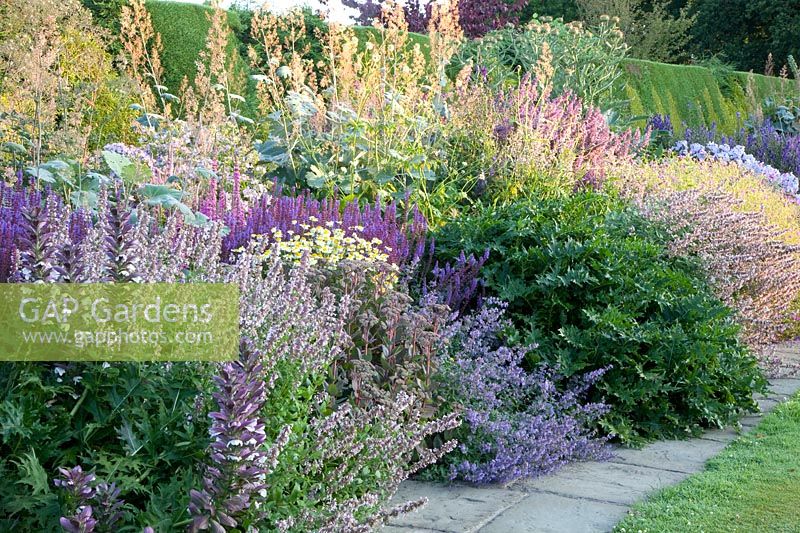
<box><xmin>384</xmin><ymin>345</ymin><xmax>800</xmax><ymax>533</ymax></box>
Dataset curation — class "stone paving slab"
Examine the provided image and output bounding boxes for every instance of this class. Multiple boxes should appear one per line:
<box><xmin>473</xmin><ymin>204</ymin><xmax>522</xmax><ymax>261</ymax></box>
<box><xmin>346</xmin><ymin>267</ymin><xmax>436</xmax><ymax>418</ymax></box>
<box><xmin>739</xmin><ymin>413</ymin><xmax>767</xmax><ymax>428</ymax></box>
<box><xmin>697</xmin><ymin>427</ymin><xmax>740</xmax><ymax>443</ymax></box>
<box><xmin>517</xmin><ymin>461</ymin><xmax>689</xmax><ymax>505</ymax></box>
<box><xmin>605</xmin><ymin>437</ymin><xmax>729</xmax><ymax>474</ymax></box>
<box><xmin>387</xmin><ymin>481</ymin><xmax>526</xmax><ymax>532</ymax></box>
<box><xmin>384</xmin><ymin>371</ymin><xmax>800</xmax><ymax>533</ymax></box>
<box><xmin>756</xmin><ymin>395</ymin><xmax>780</xmax><ymax>412</ymax></box>
<box><xmin>381</xmin><ymin>527</ymin><xmax>445</xmax><ymax>533</ymax></box>
<box><xmin>767</xmin><ymin>378</ymin><xmax>800</xmax><ymax>397</ymax></box>
<box><xmin>479</xmin><ymin>492</ymin><xmax>628</xmax><ymax>533</ymax></box>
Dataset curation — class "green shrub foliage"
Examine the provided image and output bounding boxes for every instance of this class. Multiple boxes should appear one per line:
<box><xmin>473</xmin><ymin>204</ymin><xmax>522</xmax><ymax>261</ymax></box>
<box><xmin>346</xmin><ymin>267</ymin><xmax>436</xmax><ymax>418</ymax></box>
<box><xmin>145</xmin><ymin>1</ymin><xmax>248</xmax><ymax>98</ymax></box>
<box><xmin>451</xmin><ymin>16</ymin><xmax>628</xmax><ymax>110</ymax></box>
<box><xmin>0</xmin><ymin>361</ymin><xmax>211</xmax><ymax>529</ymax></box>
<box><xmin>434</xmin><ymin>193</ymin><xmax>766</xmax><ymax>443</ymax></box>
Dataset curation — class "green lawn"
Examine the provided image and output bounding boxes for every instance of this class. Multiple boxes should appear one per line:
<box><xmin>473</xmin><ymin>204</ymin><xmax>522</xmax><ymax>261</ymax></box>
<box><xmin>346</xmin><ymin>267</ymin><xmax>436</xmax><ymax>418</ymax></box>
<box><xmin>615</xmin><ymin>393</ymin><xmax>800</xmax><ymax>533</ymax></box>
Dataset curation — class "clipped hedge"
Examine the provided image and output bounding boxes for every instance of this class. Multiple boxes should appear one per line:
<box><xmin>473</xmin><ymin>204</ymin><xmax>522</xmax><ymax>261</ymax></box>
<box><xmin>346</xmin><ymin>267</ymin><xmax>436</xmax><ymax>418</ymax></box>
<box><xmin>145</xmin><ymin>1</ymin><xmax>248</xmax><ymax>97</ymax></box>
<box><xmin>352</xmin><ymin>25</ymin><xmax>432</xmax><ymax>58</ymax></box>
<box><xmin>621</xmin><ymin>58</ymin><xmax>795</xmax><ymax>134</ymax></box>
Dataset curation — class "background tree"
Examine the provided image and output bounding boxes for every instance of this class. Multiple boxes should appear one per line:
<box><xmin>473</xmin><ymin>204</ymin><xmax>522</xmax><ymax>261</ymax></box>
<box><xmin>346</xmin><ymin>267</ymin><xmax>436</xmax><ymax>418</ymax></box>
<box><xmin>689</xmin><ymin>0</ymin><xmax>800</xmax><ymax>73</ymax></box>
<box><xmin>576</xmin><ymin>0</ymin><xmax>695</xmax><ymax>62</ymax></box>
<box><xmin>520</xmin><ymin>0</ymin><xmax>580</xmax><ymax>23</ymax></box>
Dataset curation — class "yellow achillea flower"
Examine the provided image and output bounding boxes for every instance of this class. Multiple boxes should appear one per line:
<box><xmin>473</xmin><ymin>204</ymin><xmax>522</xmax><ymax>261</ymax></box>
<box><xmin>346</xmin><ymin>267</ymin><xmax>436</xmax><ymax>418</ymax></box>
<box><xmin>260</xmin><ymin>226</ymin><xmax>399</xmax><ymax>287</ymax></box>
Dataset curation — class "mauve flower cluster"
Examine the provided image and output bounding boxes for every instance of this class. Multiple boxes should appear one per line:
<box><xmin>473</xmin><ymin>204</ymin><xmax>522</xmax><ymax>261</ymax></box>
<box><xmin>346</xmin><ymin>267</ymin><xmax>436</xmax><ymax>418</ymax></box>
<box><xmin>490</xmin><ymin>76</ymin><xmax>647</xmax><ymax>191</ymax></box>
<box><xmin>641</xmin><ymin>188</ymin><xmax>800</xmax><ymax>359</ymax></box>
<box><xmin>674</xmin><ymin>140</ymin><xmax>800</xmax><ymax>199</ymax></box>
<box><xmin>189</xmin><ymin>339</ymin><xmax>290</xmax><ymax>532</ymax></box>
<box><xmin>103</xmin><ymin>118</ymin><xmax>253</xmax><ymax>183</ymax></box>
<box><xmin>204</xmin><ymin>181</ymin><xmax>427</xmax><ymax>264</ymax></box>
<box><xmin>54</xmin><ymin>466</ymin><xmax>126</xmax><ymax>533</ymax></box>
<box><xmin>199</xmin><ymin>250</ymin><xmax>460</xmax><ymax>530</ymax></box>
<box><xmin>102</xmin><ymin>142</ymin><xmax>156</xmax><ymax>170</ymax></box>
<box><xmin>439</xmin><ymin>301</ymin><xmax>610</xmax><ymax>484</ymax></box>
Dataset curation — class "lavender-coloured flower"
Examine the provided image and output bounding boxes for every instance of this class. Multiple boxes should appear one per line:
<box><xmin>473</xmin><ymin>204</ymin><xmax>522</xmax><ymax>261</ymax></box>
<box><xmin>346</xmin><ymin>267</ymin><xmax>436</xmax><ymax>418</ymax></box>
<box><xmin>420</xmin><ymin>248</ymin><xmax>490</xmax><ymax>316</ymax></box>
<box><xmin>438</xmin><ymin>301</ymin><xmax>610</xmax><ymax>484</ymax></box>
<box><xmin>0</xmin><ymin>181</ymin><xmax>42</xmax><ymax>281</ymax></box>
<box><xmin>54</xmin><ymin>466</ymin><xmax>128</xmax><ymax>533</ymax></box>
<box><xmin>648</xmin><ymin>114</ymin><xmax>674</xmax><ymax>134</ymax></box>
<box><xmin>54</xmin><ymin>466</ymin><xmax>96</xmax><ymax>501</ymax></box>
<box><xmin>54</xmin><ymin>466</ymin><xmax>128</xmax><ymax>532</ymax></box>
<box><xmin>59</xmin><ymin>505</ymin><xmax>97</xmax><ymax>533</ymax></box>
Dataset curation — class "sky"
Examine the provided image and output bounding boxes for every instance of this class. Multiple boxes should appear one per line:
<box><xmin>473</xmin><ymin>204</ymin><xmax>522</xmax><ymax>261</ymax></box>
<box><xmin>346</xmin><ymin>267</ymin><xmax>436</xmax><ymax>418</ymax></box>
<box><xmin>181</xmin><ymin>0</ymin><xmax>360</xmax><ymax>24</ymax></box>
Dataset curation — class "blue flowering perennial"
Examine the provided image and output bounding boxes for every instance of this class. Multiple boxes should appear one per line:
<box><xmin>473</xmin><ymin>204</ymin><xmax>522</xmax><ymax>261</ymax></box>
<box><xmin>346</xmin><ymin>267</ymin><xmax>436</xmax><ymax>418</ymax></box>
<box><xmin>437</xmin><ymin>301</ymin><xmax>611</xmax><ymax>484</ymax></box>
<box><xmin>674</xmin><ymin>140</ymin><xmax>800</xmax><ymax>199</ymax></box>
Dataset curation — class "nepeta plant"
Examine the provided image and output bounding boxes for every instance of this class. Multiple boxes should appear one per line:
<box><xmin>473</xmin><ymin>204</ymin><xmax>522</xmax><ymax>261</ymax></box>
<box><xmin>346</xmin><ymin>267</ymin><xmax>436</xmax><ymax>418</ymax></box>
<box><xmin>614</xmin><ymin>157</ymin><xmax>800</xmax><ymax>249</ymax></box>
<box><xmin>4</xmin><ymin>190</ymin><xmax>459</xmax><ymax>531</ymax></box>
<box><xmin>435</xmin><ymin>301</ymin><xmax>610</xmax><ymax>484</ymax></box>
<box><xmin>433</xmin><ymin>193</ymin><xmax>765</xmax><ymax>443</ymax></box>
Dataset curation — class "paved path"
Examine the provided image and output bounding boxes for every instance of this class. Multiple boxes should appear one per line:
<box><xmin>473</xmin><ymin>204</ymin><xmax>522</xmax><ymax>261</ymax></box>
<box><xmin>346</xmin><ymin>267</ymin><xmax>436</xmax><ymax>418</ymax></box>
<box><xmin>384</xmin><ymin>373</ymin><xmax>800</xmax><ymax>533</ymax></box>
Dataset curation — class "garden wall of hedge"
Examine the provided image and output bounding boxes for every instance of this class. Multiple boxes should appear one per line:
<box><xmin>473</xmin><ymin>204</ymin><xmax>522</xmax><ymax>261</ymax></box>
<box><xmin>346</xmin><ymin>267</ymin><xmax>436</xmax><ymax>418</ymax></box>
<box><xmin>621</xmin><ymin>59</ymin><xmax>795</xmax><ymax>134</ymax></box>
<box><xmin>145</xmin><ymin>1</ymin><xmax>249</xmax><ymax>97</ymax></box>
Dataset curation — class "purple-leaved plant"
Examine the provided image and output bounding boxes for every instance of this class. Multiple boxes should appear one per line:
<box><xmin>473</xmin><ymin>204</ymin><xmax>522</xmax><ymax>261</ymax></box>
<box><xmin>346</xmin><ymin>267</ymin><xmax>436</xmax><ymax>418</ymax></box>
<box><xmin>342</xmin><ymin>0</ymin><xmax>527</xmax><ymax>37</ymax></box>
